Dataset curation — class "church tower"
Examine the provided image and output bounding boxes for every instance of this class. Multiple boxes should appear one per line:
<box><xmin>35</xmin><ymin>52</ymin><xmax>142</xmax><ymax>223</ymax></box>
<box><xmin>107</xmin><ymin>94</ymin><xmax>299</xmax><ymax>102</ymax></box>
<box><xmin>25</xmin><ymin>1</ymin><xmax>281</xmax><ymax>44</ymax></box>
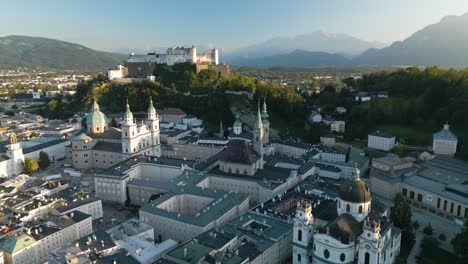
<box><xmin>146</xmin><ymin>96</ymin><xmax>161</xmax><ymax>157</ymax></box>
<box><xmin>358</xmin><ymin>219</ymin><xmax>383</xmax><ymax>264</ymax></box>
<box><xmin>293</xmin><ymin>200</ymin><xmax>314</xmax><ymax>264</ymax></box>
<box><xmin>7</xmin><ymin>132</ymin><xmax>24</xmax><ymax>175</ymax></box>
<box><xmin>233</xmin><ymin>113</ymin><xmax>242</xmax><ymax>135</ymax></box>
<box><xmin>121</xmin><ymin>100</ymin><xmax>138</xmax><ymax>155</ymax></box>
<box><xmin>253</xmin><ymin>102</ymin><xmax>264</xmax><ymax>168</ymax></box>
<box><xmin>261</xmin><ymin>99</ymin><xmax>270</xmax><ymax>144</ymax></box>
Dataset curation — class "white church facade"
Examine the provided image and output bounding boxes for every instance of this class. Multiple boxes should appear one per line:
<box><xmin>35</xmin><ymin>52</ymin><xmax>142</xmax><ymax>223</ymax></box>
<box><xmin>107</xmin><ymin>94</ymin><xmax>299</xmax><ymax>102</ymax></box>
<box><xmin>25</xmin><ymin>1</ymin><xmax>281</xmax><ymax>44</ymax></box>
<box><xmin>67</xmin><ymin>97</ymin><xmax>161</xmax><ymax>170</ymax></box>
<box><xmin>293</xmin><ymin>167</ymin><xmax>401</xmax><ymax>264</ymax></box>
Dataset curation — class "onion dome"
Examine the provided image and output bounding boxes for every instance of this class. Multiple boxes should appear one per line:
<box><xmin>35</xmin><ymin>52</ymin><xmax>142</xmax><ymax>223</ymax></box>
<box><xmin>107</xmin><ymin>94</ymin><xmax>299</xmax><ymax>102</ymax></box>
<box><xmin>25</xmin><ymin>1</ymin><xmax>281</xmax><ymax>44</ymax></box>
<box><xmin>338</xmin><ymin>164</ymin><xmax>371</xmax><ymax>203</ymax></box>
<box><xmin>148</xmin><ymin>96</ymin><xmax>157</xmax><ymax>114</ymax></box>
<box><xmin>123</xmin><ymin>99</ymin><xmax>133</xmax><ymax>121</ymax></box>
<box><xmin>234</xmin><ymin>113</ymin><xmax>242</xmax><ymax>127</ymax></box>
<box><xmin>86</xmin><ymin>100</ymin><xmax>107</xmax><ymax>127</ymax></box>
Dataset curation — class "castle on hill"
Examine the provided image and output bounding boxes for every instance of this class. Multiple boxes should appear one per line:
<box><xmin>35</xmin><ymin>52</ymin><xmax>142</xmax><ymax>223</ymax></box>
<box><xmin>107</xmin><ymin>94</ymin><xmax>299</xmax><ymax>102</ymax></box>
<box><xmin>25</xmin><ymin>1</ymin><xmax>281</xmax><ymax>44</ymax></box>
<box><xmin>108</xmin><ymin>45</ymin><xmax>230</xmax><ymax>80</ymax></box>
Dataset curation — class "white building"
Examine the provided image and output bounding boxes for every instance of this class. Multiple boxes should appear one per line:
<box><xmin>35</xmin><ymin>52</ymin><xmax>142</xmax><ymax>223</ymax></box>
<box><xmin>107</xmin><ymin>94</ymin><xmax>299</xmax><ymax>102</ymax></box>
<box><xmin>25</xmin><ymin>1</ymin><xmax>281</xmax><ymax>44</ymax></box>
<box><xmin>368</xmin><ymin>131</ymin><xmax>396</xmax><ymax>151</ymax></box>
<box><xmin>127</xmin><ymin>46</ymin><xmax>219</xmax><ymax>66</ymax></box>
<box><xmin>433</xmin><ymin>123</ymin><xmax>458</xmax><ymax>156</ymax></box>
<box><xmin>107</xmin><ymin>64</ymin><xmax>125</xmax><ymax>80</ymax></box>
<box><xmin>67</xmin><ymin>97</ymin><xmax>161</xmax><ymax>170</ymax></box>
<box><xmin>293</xmin><ymin>167</ymin><xmax>401</xmax><ymax>264</ymax></box>
<box><xmin>0</xmin><ymin>133</ymin><xmax>24</xmax><ymax>178</ymax></box>
<box><xmin>330</xmin><ymin>121</ymin><xmax>345</xmax><ymax>133</ymax></box>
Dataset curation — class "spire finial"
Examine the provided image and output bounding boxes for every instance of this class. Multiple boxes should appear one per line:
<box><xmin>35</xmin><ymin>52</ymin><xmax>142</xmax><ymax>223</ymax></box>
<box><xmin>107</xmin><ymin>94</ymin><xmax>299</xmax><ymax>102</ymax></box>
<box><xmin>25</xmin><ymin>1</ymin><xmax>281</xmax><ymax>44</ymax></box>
<box><xmin>354</xmin><ymin>162</ymin><xmax>361</xmax><ymax>181</ymax></box>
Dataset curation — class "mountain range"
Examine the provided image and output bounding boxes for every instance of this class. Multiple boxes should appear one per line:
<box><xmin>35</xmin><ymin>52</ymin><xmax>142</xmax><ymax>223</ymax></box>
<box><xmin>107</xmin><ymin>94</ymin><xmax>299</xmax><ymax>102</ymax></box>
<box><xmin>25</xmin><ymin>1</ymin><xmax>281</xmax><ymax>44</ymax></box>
<box><xmin>228</xmin><ymin>12</ymin><xmax>468</xmax><ymax>67</ymax></box>
<box><xmin>2</xmin><ymin>12</ymin><xmax>468</xmax><ymax>70</ymax></box>
<box><xmin>0</xmin><ymin>35</ymin><xmax>125</xmax><ymax>71</ymax></box>
<box><xmin>223</xmin><ymin>30</ymin><xmax>386</xmax><ymax>64</ymax></box>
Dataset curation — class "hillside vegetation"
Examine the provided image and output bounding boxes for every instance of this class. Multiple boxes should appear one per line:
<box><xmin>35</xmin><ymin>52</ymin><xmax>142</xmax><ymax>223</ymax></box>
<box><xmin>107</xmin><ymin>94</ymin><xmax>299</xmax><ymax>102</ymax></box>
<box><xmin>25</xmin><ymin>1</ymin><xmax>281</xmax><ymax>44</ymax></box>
<box><xmin>0</xmin><ymin>35</ymin><xmax>125</xmax><ymax>71</ymax></box>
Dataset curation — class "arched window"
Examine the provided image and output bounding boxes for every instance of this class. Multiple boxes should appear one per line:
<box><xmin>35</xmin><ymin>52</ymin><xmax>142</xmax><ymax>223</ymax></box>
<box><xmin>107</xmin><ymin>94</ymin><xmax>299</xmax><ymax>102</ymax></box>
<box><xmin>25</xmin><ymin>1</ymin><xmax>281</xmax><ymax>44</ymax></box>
<box><xmin>340</xmin><ymin>253</ymin><xmax>345</xmax><ymax>262</ymax></box>
<box><xmin>365</xmin><ymin>252</ymin><xmax>370</xmax><ymax>264</ymax></box>
<box><xmin>346</xmin><ymin>204</ymin><xmax>350</xmax><ymax>213</ymax></box>
<box><xmin>359</xmin><ymin>205</ymin><xmax>363</xmax><ymax>213</ymax></box>
<box><xmin>235</xmin><ymin>168</ymin><xmax>240</xmax><ymax>174</ymax></box>
<box><xmin>324</xmin><ymin>249</ymin><xmax>330</xmax><ymax>259</ymax></box>
<box><xmin>298</xmin><ymin>230</ymin><xmax>302</xmax><ymax>242</ymax></box>
<box><xmin>297</xmin><ymin>253</ymin><xmax>301</xmax><ymax>262</ymax></box>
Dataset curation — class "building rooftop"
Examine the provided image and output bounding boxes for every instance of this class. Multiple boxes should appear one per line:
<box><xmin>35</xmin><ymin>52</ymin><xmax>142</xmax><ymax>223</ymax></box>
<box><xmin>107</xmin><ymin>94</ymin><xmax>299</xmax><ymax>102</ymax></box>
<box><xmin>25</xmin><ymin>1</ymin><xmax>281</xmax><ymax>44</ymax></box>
<box><xmin>369</xmin><ymin>131</ymin><xmax>395</xmax><ymax>139</ymax></box>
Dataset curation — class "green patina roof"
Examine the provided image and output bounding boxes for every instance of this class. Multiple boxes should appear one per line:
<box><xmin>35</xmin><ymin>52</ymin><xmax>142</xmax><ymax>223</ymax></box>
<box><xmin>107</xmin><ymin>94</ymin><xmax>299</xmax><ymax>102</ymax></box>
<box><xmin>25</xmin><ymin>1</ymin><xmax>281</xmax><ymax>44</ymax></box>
<box><xmin>86</xmin><ymin>100</ymin><xmax>108</xmax><ymax>126</ymax></box>
<box><xmin>123</xmin><ymin>100</ymin><xmax>133</xmax><ymax>120</ymax></box>
<box><xmin>148</xmin><ymin>96</ymin><xmax>156</xmax><ymax>114</ymax></box>
<box><xmin>0</xmin><ymin>233</ymin><xmax>36</xmax><ymax>254</ymax></box>
<box><xmin>71</xmin><ymin>132</ymin><xmax>92</xmax><ymax>141</ymax></box>
<box><xmin>234</xmin><ymin>113</ymin><xmax>242</xmax><ymax>127</ymax></box>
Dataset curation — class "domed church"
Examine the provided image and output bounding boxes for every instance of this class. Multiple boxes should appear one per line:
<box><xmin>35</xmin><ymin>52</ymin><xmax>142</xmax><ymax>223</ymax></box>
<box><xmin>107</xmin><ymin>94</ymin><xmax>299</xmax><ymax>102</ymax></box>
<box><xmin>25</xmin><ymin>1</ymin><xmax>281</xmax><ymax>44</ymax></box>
<box><xmin>293</xmin><ymin>166</ymin><xmax>401</xmax><ymax>264</ymax></box>
<box><xmin>67</xmin><ymin>97</ymin><xmax>161</xmax><ymax>169</ymax></box>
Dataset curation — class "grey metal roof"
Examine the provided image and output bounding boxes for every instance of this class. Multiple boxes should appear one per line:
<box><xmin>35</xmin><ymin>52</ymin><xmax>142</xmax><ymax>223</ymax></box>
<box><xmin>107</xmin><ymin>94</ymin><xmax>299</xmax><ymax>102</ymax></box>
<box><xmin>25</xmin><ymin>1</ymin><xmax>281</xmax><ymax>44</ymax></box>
<box><xmin>92</xmin><ymin>141</ymin><xmax>122</xmax><ymax>153</ymax></box>
<box><xmin>433</xmin><ymin>125</ymin><xmax>457</xmax><ymax>141</ymax></box>
<box><xmin>22</xmin><ymin>139</ymin><xmax>69</xmax><ymax>154</ymax></box>
<box><xmin>369</xmin><ymin>131</ymin><xmax>395</xmax><ymax>139</ymax></box>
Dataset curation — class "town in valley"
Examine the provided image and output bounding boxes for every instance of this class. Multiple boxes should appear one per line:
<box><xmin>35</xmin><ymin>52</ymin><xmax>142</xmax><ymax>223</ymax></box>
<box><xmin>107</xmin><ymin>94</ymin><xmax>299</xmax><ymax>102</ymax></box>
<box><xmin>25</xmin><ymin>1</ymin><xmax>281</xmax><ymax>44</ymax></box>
<box><xmin>1</xmin><ymin>1</ymin><xmax>468</xmax><ymax>264</ymax></box>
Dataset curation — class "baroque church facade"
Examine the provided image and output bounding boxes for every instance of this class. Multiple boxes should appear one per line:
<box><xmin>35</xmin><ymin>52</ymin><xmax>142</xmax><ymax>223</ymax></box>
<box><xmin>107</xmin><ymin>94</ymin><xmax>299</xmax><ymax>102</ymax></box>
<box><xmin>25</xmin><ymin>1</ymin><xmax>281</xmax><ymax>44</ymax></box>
<box><xmin>0</xmin><ymin>132</ymin><xmax>25</xmax><ymax>177</ymax></box>
<box><xmin>67</xmin><ymin>97</ymin><xmax>161</xmax><ymax>169</ymax></box>
<box><xmin>293</xmin><ymin>167</ymin><xmax>401</xmax><ymax>264</ymax></box>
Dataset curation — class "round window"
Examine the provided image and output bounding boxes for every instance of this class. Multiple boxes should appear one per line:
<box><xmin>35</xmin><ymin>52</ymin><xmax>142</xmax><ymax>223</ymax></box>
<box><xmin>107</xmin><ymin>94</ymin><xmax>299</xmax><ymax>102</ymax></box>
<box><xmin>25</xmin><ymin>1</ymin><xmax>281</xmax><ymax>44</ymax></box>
<box><xmin>324</xmin><ymin>249</ymin><xmax>330</xmax><ymax>259</ymax></box>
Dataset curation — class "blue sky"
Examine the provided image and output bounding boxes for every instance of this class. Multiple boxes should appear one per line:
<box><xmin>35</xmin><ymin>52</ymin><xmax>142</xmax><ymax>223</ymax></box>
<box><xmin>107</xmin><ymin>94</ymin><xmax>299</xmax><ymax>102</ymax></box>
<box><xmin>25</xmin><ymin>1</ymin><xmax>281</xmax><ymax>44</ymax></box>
<box><xmin>2</xmin><ymin>0</ymin><xmax>468</xmax><ymax>52</ymax></box>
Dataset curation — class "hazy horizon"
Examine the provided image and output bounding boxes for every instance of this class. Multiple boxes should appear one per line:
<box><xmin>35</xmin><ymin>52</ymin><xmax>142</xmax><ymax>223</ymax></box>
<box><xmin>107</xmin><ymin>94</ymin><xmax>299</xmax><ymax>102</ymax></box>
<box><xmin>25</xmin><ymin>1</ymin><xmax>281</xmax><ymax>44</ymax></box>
<box><xmin>2</xmin><ymin>0</ymin><xmax>468</xmax><ymax>52</ymax></box>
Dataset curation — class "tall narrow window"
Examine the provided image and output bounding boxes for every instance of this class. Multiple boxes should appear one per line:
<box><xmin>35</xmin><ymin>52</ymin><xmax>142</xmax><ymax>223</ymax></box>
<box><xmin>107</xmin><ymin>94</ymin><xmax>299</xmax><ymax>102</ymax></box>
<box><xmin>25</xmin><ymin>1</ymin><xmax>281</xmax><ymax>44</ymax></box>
<box><xmin>359</xmin><ymin>206</ymin><xmax>363</xmax><ymax>213</ymax></box>
<box><xmin>298</xmin><ymin>230</ymin><xmax>302</xmax><ymax>242</ymax></box>
<box><xmin>346</xmin><ymin>204</ymin><xmax>350</xmax><ymax>213</ymax></box>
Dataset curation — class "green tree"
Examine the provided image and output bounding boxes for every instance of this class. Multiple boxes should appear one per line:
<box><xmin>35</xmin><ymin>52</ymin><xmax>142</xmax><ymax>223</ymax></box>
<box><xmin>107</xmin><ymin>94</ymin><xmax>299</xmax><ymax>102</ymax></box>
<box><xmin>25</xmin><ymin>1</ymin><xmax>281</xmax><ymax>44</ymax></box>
<box><xmin>423</xmin><ymin>224</ymin><xmax>434</xmax><ymax>235</ymax></box>
<box><xmin>11</xmin><ymin>104</ymin><xmax>18</xmax><ymax>110</ymax></box>
<box><xmin>38</xmin><ymin>151</ymin><xmax>50</xmax><ymax>170</ymax></box>
<box><xmin>413</xmin><ymin>220</ymin><xmax>420</xmax><ymax>230</ymax></box>
<box><xmin>23</xmin><ymin>157</ymin><xmax>38</xmax><ymax>174</ymax></box>
<box><xmin>452</xmin><ymin>219</ymin><xmax>468</xmax><ymax>259</ymax></box>
<box><xmin>109</xmin><ymin>117</ymin><xmax>118</xmax><ymax>128</ymax></box>
<box><xmin>394</xmin><ymin>145</ymin><xmax>408</xmax><ymax>157</ymax></box>
<box><xmin>391</xmin><ymin>193</ymin><xmax>414</xmax><ymax>243</ymax></box>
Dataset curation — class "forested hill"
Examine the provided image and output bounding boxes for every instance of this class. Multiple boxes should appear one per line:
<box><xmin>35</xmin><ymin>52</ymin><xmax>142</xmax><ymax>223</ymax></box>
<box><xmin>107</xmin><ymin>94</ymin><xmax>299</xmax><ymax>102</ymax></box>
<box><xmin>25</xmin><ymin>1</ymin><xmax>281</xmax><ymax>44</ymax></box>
<box><xmin>0</xmin><ymin>35</ymin><xmax>125</xmax><ymax>71</ymax></box>
<box><xmin>42</xmin><ymin>63</ymin><xmax>310</xmax><ymax>140</ymax></box>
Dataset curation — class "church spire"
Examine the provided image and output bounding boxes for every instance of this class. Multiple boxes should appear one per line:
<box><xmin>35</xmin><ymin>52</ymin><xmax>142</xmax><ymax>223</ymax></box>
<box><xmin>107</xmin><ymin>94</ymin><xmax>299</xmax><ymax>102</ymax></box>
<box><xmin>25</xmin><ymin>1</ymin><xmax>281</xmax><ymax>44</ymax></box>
<box><xmin>255</xmin><ymin>101</ymin><xmax>263</xmax><ymax>129</ymax></box>
<box><xmin>261</xmin><ymin>99</ymin><xmax>269</xmax><ymax>121</ymax></box>
<box><xmin>123</xmin><ymin>99</ymin><xmax>133</xmax><ymax>122</ymax></box>
<box><xmin>353</xmin><ymin>162</ymin><xmax>361</xmax><ymax>181</ymax></box>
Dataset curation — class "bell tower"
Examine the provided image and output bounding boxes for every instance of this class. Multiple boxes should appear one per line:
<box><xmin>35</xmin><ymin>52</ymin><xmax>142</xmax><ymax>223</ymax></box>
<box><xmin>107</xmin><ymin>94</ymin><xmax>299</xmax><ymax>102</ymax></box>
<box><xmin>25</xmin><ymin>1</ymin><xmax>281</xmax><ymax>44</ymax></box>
<box><xmin>7</xmin><ymin>132</ymin><xmax>24</xmax><ymax>175</ymax></box>
<box><xmin>146</xmin><ymin>96</ymin><xmax>161</xmax><ymax>157</ymax></box>
<box><xmin>121</xmin><ymin>100</ymin><xmax>137</xmax><ymax>155</ymax></box>
<box><xmin>293</xmin><ymin>200</ymin><xmax>314</xmax><ymax>264</ymax></box>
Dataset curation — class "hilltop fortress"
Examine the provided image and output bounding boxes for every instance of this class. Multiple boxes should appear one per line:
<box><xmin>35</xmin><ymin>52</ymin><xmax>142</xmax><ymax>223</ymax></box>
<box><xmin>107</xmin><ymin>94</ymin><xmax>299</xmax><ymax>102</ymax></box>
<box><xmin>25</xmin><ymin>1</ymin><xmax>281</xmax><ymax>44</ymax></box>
<box><xmin>108</xmin><ymin>45</ymin><xmax>230</xmax><ymax>80</ymax></box>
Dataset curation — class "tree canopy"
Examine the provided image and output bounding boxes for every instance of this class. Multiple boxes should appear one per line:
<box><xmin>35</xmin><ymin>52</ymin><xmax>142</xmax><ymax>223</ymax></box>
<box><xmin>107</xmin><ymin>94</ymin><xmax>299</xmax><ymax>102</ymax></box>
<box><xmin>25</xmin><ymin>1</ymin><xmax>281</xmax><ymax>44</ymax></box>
<box><xmin>23</xmin><ymin>157</ymin><xmax>38</xmax><ymax>174</ymax></box>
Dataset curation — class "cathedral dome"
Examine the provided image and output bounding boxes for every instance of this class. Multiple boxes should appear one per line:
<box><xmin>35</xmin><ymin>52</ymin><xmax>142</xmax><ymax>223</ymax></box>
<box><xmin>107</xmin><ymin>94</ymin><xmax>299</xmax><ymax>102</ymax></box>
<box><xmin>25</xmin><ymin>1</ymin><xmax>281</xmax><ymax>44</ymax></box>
<box><xmin>339</xmin><ymin>178</ymin><xmax>371</xmax><ymax>203</ymax></box>
<box><xmin>339</xmin><ymin>166</ymin><xmax>371</xmax><ymax>203</ymax></box>
<box><xmin>86</xmin><ymin>101</ymin><xmax>108</xmax><ymax>127</ymax></box>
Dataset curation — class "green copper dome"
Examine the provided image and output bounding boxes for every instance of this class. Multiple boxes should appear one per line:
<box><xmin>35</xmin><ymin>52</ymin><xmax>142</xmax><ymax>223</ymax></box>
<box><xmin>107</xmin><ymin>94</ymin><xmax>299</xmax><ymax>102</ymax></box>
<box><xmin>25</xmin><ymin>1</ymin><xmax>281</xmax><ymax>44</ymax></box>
<box><xmin>123</xmin><ymin>99</ymin><xmax>133</xmax><ymax>120</ymax></box>
<box><xmin>71</xmin><ymin>132</ymin><xmax>92</xmax><ymax>141</ymax></box>
<box><xmin>148</xmin><ymin>96</ymin><xmax>156</xmax><ymax>114</ymax></box>
<box><xmin>86</xmin><ymin>100</ymin><xmax>108</xmax><ymax>127</ymax></box>
<box><xmin>234</xmin><ymin>113</ymin><xmax>242</xmax><ymax>127</ymax></box>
